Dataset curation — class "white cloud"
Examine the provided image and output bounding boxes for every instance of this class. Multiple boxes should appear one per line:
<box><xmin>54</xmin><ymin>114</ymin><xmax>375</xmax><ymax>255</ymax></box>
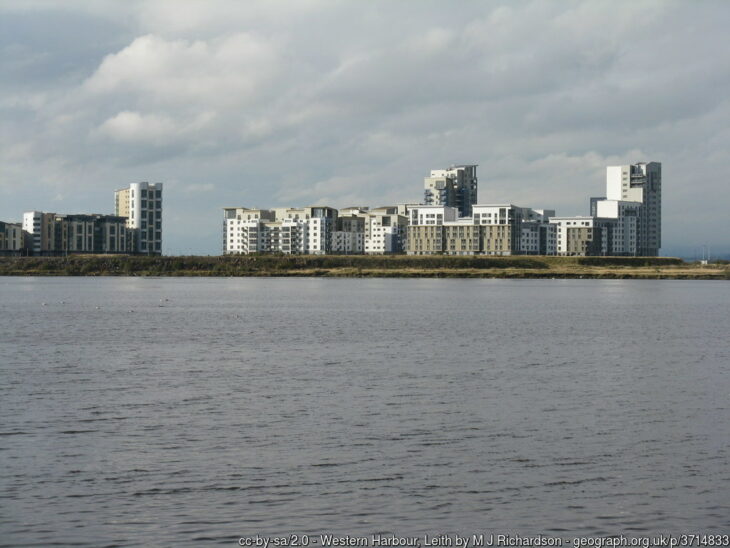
<box><xmin>98</xmin><ymin>110</ymin><xmax>177</xmax><ymax>143</ymax></box>
<box><xmin>85</xmin><ymin>33</ymin><xmax>280</xmax><ymax>106</ymax></box>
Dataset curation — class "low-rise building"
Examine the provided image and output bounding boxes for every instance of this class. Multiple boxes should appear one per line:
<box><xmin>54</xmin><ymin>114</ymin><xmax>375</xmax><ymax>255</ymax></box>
<box><xmin>0</xmin><ymin>221</ymin><xmax>24</xmax><ymax>255</ymax></box>
<box><xmin>550</xmin><ymin>216</ymin><xmax>607</xmax><ymax>256</ymax></box>
<box><xmin>406</xmin><ymin>206</ymin><xmax>458</xmax><ymax>255</ymax></box>
<box><xmin>407</xmin><ymin>204</ymin><xmax>526</xmax><ymax>256</ymax></box>
<box><xmin>520</xmin><ymin>222</ymin><xmax>557</xmax><ymax>255</ymax></box>
<box><xmin>443</xmin><ymin>218</ymin><xmax>481</xmax><ymax>255</ymax></box>
<box><xmin>223</xmin><ymin>208</ymin><xmax>275</xmax><ymax>254</ymax></box>
<box><xmin>472</xmin><ymin>204</ymin><xmax>523</xmax><ymax>255</ymax></box>
<box><xmin>21</xmin><ymin>211</ymin><xmax>130</xmax><ymax>255</ymax></box>
<box><xmin>332</xmin><ymin>214</ymin><xmax>365</xmax><ymax>254</ymax></box>
<box><xmin>594</xmin><ymin>200</ymin><xmax>640</xmax><ymax>256</ymax></box>
<box><xmin>520</xmin><ymin>208</ymin><xmax>556</xmax><ymax>255</ymax></box>
<box><xmin>365</xmin><ymin>207</ymin><xmax>408</xmax><ymax>254</ymax></box>
<box><xmin>222</xmin><ymin>206</ymin><xmax>338</xmax><ymax>255</ymax></box>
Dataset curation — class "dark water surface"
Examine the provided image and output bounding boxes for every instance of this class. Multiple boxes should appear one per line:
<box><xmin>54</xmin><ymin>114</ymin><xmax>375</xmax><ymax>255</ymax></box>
<box><xmin>1</xmin><ymin>277</ymin><xmax>729</xmax><ymax>546</ymax></box>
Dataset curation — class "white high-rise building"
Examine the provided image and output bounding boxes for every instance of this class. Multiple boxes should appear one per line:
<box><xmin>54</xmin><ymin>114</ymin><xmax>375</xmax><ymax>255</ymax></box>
<box><xmin>605</xmin><ymin>162</ymin><xmax>661</xmax><ymax>256</ymax></box>
<box><xmin>115</xmin><ymin>182</ymin><xmax>163</xmax><ymax>255</ymax></box>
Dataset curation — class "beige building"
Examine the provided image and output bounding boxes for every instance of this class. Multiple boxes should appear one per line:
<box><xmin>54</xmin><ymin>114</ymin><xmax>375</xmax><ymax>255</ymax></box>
<box><xmin>479</xmin><ymin>224</ymin><xmax>513</xmax><ymax>255</ymax></box>
<box><xmin>407</xmin><ymin>204</ymin><xmax>525</xmax><ymax>256</ymax></box>
<box><xmin>407</xmin><ymin>224</ymin><xmax>445</xmax><ymax>255</ymax></box>
<box><xmin>472</xmin><ymin>205</ymin><xmax>523</xmax><ymax>255</ymax></box>
<box><xmin>444</xmin><ymin>221</ymin><xmax>481</xmax><ymax>255</ymax></box>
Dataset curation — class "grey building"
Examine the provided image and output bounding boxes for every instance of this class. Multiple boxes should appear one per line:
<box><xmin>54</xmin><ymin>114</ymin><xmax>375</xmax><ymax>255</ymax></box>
<box><xmin>423</xmin><ymin>165</ymin><xmax>478</xmax><ymax>217</ymax></box>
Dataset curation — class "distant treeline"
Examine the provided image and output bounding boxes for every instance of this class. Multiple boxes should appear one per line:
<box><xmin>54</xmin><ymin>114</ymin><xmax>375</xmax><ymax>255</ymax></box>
<box><xmin>0</xmin><ymin>254</ymin><xmax>690</xmax><ymax>278</ymax></box>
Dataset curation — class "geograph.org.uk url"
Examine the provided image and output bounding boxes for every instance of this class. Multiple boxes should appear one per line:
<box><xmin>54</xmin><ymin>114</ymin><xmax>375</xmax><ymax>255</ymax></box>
<box><xmin>571</xmin><ymin>535</ymin><xmax>730</xmax><ymax>548</ymax></box>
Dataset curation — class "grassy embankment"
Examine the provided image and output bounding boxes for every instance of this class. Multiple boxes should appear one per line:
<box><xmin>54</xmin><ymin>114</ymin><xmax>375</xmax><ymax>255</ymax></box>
<box><xmin>0</xmin><ymin>255</ymin><xmax>728</xmax><ymax>279</ymax></box>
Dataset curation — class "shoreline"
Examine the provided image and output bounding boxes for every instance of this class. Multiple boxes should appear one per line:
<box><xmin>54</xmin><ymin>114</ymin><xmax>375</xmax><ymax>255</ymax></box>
<box><xmin>1</xmin><ymin>255</ymin><xmax>727</xmax><ymax>280</ymax></box>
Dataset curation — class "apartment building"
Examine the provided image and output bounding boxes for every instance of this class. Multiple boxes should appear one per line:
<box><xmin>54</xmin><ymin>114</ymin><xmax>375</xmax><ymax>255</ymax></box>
<box><xmin>331</xmin><ymin>229</ymin><xmax>364</xmax><ymax>254</ymax></box>
<box><xmin>423</xmin><ymin>165</ymin><xmax>478</xmax><ymax>217</ymax></box>
<box><xmin>407</xmin><ymin>204</ymin><xmax>524</xmax><ymax>256</ymax></box>
<box><xmin>306</xmin><ymin>217</ymin><xmax>327</xmax><ymax>254</ymax></box>
<box><xmin>521</xmin><ymin>223</ymin><xmax>557</xmax><ymax>255</ymax></box>
<box><xmin>472</xmin><ymin>205</ymin><xmax>523</xmax><ymax>255</ymax></box>
<box><xmin>115</xmin><ymin>182</ymin><xmax>163</xmax><ymax>255</ymax></box>
<box><xmin>0</xmin><ymin>221</ymin><xmax>24</xmax><ymax>255</ymax></box>
<box><xmin>407</xmin><ymin>224</ymin><xmax>446</xmax><ymax>255</ymax></box>
<box><xmin>364</xmin><ymin>207</ymin><xmax>408</xmax><ymax>254</ymax></box>
<box><xmin>594</xmin><ymin>200</ymin><xmax>640</xmax><ymax>256</ymax></box>
<box><xmin>21</xmin><ymin>211</ymin><xmax>129</xmax><ymax>255</ymax></box>
<box><xmin>550</xmin><ymin>217</ymin><xmax>607</xmax><ymax>256</ymax></box>
<box><xmin>262</xmin><ymin>219</ymin><xmax>308</xmax><ymax>254</ymax></box>
<box><xmin>604</xmin><ymin>162</ymin><xmax>661</xmax><ymax>256</ymax></box>
<box><xmin>63</xmin><ymin>214</ymin><xmax>128</xmax><ymax>254</ymax></box>
<box><xmin>332</xmin><ymin>214</ymin><xmax>365</xmax><ymax>254</ymax></box>
<box><xmin>406</xmin><ymin>205</ymin><xmax>456</xmax><ymax>255</ymax></box>
<box><xmin>23</xmin><ymin>211</ymin><xmax>58</xmax><ymax>255</ymax></box>
<box><xmin>519</xmin><ymin>209</ymin><xmax>556</xmax><ymax>255</ymax></box>
<box><xmin>443</xmin><ymin>218</ymin><xmax>481</xmax><ymax>255</ymax></box>
<box><xmin>222</xmin><ymin>206</ymin><xmax>338</xmax><ymax>255</ymax></box>
<box><xmin>223</xmin><ymin>208</ymin><xmax>274</xmax><ymax>254</ymax></box>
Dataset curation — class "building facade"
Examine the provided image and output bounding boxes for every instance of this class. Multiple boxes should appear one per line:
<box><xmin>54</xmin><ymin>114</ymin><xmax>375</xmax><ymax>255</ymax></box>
<box><xmin>0</xmin><ymin>221</ymin><xmax>24</xmax><ymax>255</ymax></box>
<box><xmin>518</xmin><ymin>208</ymin><xmax>556</xmax><ymax>255</ymax></box>
<box><xmin>223</xmin><ymin>206</ymin><xmax>339</xmax><ymax>255</ymax></box>
<box><xmin>423</xmin><ymin>165</ymin><xmax>478</xmax><ymax>217</ymax></box>
<box><xmin>21</xmin><ymin>211</ymin><xmax>129</xmax><ymax>255</ymax></box>
<box><xmin>115</xmin><ymin>182</ymin><xmax>163</xmax><ymax>255</ymax></box>
<box><xmin>605</xmin><ymin>162</ymin><xmax>661</xmax><ymax>256</ymax></box>
<box><xmin>364</xmin><ymin>207</ymin><xmax>408</xmax><ymax>254</ymax></box>
<box><xmin>594</xmin><ymin>200</ymin><xmax>640</xmax><ymax>256</ymax></box>
<box><xmin>406</xmin><ymin>204</ymin><xmax>526</xmax><ymax>256</ymax></box>
<box><xmin>550</xmin><ymin>217</ymin><xmax>607</xmax><ymax>256</ymax></box>
<box><xmin>332</xmin><ymin>214</ymin><xmax>365</xmax><ymax>254</ymax></box>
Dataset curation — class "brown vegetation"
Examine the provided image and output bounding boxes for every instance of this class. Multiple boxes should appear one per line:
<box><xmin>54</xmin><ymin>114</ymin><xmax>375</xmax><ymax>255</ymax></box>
<box><xmin>1</xmin><ymin>254</ymin><xmax>727</xmax><ymax>279</ymax></box>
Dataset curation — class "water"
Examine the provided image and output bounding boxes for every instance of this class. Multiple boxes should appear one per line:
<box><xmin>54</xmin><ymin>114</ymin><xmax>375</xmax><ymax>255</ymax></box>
<box><xmin>1</xmin><ymin>277</ymin><xmax>729</xmax><ymax>546</ymax></box>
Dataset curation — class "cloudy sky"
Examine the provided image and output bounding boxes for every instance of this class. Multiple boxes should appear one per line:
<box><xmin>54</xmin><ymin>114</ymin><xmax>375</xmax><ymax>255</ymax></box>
<box><xmin>1</xmin><ymin>1</ymin><xmax>729</xmax><ymax>257</ymax></box>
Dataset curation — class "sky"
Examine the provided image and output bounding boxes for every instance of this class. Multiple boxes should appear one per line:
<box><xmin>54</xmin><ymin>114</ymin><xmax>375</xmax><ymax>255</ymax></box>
<box><xmin>1</xmin><ymin>1</ymin><xmax>729</xmax><ymax>257</ymax></box>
